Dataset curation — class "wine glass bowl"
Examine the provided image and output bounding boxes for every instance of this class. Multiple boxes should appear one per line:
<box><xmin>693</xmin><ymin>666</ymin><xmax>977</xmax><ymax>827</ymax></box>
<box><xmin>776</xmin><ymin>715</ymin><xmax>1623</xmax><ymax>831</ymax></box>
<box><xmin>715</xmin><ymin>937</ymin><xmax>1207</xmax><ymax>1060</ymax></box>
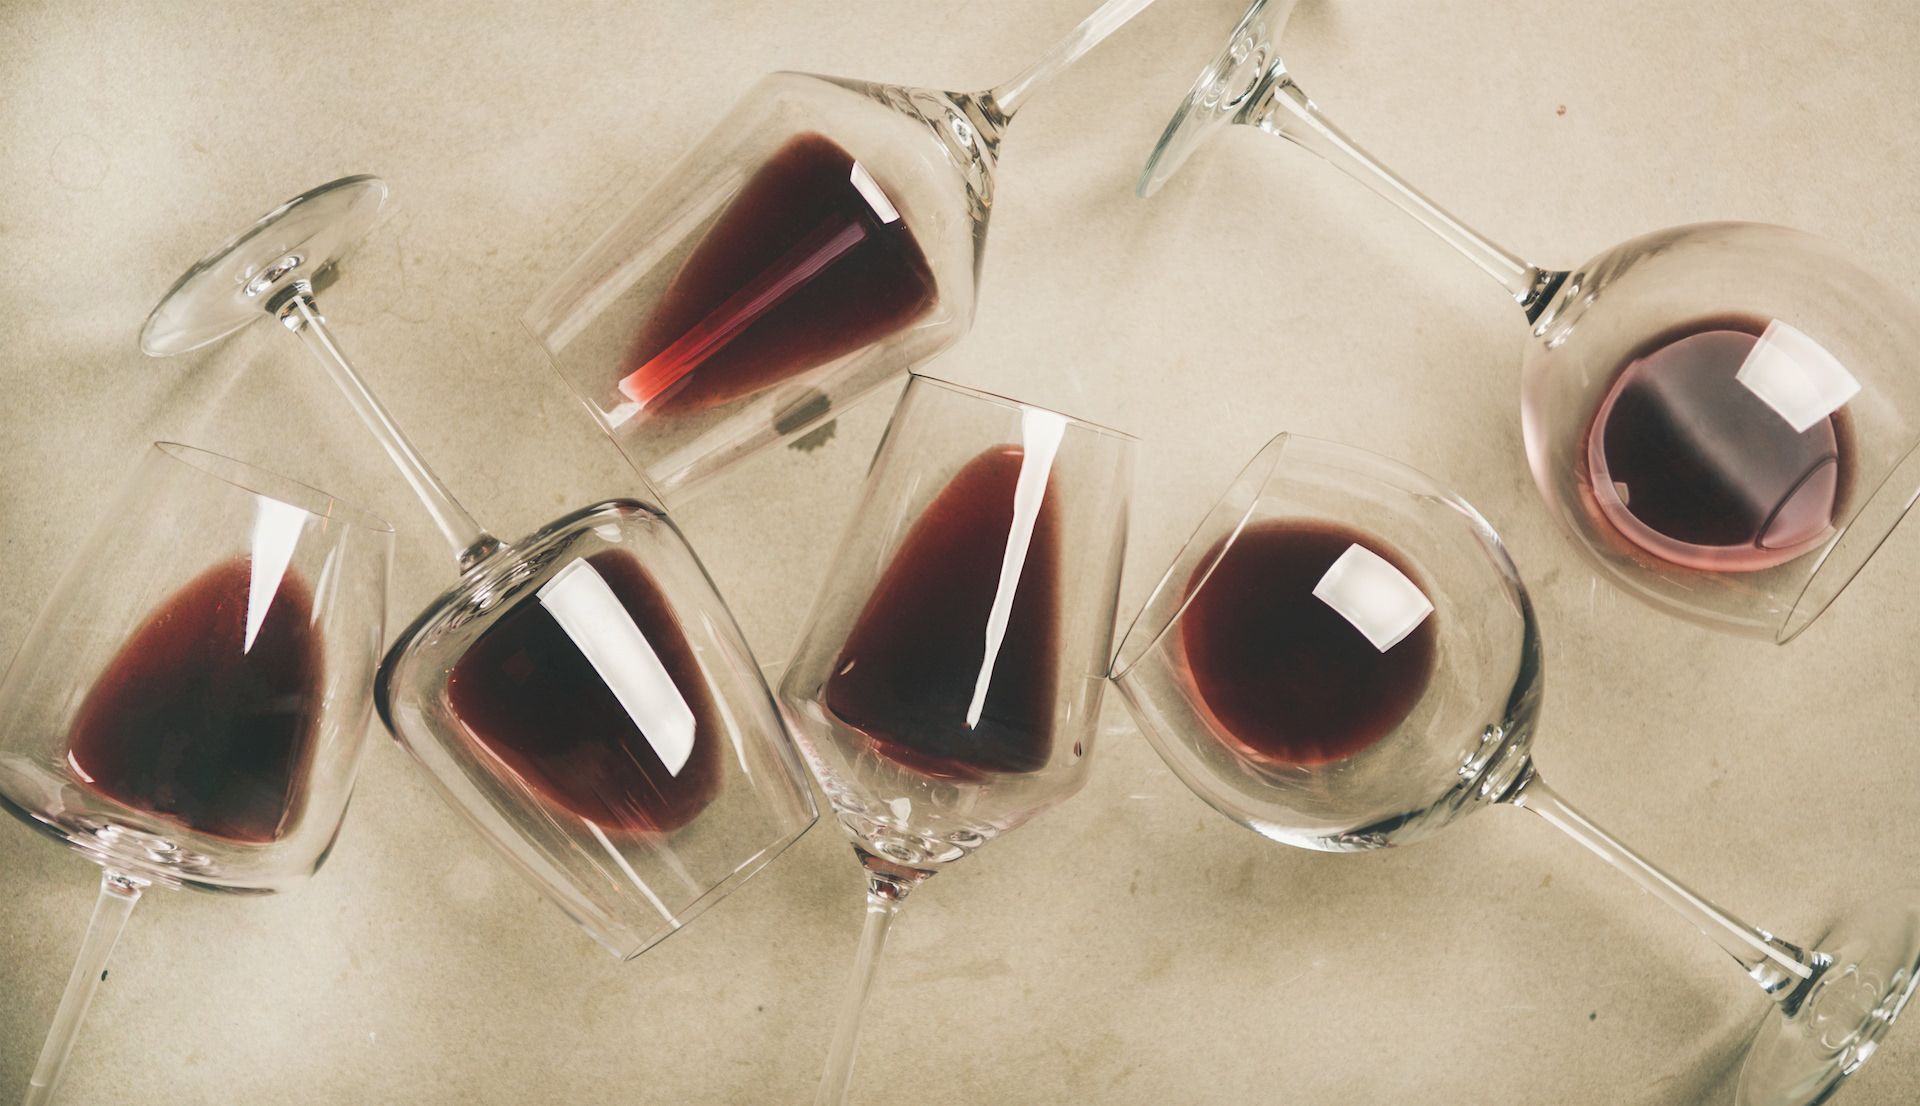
<box><xmin>1109</xmin><ymin>434</ymin><xmax>1920</xmax><ymax>1106</ymax></box>
<box><xmin>778</xmin><ymin>373</ymin><xmax>1134</xmax><ymax>1104</ymax></box>
<box><xmin>0</xmin><ymin>443</ymin><xmax>393</xmax><ymax>894</ymax></box>
<box><xmin>1521</xmin><ymin>220</ymin><xmax>1920</xmax><ymax>641</ymax></box>
<box><xmin>375</xmin><ymin>499</ymin><xmax>817</xmax><ymax>959</ymax></box>
<box><xmin>780</xmin><ymin>375</ymin><xmax>1135</xmax><ymax>873</ymax></box>
<box><xmin>1140</xmin><ymin>0</ymin><xmax>1920</xmax><ymax>643</ymax></box>
<box><xmin>523</xmin><ymin>0</ymin><xmax>1161</xmax><ymax>502</ymax></box>
<box><xmin>524</xmin><ymin>73</ymin><xmax>988</xmax><ymax>501</ymax></box>
<box><xmin>1111</xmin><ymin>434</ymin><xmax>1539</xmax><ymax>852</ymax></box>
<box><xmin>143</xmin><ymin>176</ymin><xmax>822</xmax><ymax>961</ymax></box>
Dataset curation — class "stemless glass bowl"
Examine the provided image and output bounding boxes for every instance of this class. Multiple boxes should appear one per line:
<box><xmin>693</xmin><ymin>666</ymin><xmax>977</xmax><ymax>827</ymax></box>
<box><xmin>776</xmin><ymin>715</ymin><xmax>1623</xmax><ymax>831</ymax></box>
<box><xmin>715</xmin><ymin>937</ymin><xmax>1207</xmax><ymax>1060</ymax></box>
<box><xmin>524</xmin><ymin>73</ymin><xmax>983</xmax><ymax>499</ymax></box>
<box><xmin>376</xmin><ymin>498</ymin><xmax>818</xmax><ymax>958</ymax></box>
<box><xmin>1522</xmin><ymin>221</ymin><xmax>1920</xmax><ymax>641</ymax></box>
<box><xmin>1111</xmin><ymin>433</ymin><xmax>1539</xmax><ymax>850</ymax></box>
<box><xmin>0</xmin><ymin>443</ymin><xmax>394</xmax><ymax>893</ymax></box>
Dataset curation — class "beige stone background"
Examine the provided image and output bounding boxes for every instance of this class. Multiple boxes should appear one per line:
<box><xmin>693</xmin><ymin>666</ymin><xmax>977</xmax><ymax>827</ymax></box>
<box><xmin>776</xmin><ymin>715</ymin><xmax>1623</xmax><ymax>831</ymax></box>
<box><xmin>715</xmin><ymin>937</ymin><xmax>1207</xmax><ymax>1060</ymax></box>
<box><xmin>5</xmin><ymin>1</ymin><xmax>1920</xmax><ymax>1103</ymax></box>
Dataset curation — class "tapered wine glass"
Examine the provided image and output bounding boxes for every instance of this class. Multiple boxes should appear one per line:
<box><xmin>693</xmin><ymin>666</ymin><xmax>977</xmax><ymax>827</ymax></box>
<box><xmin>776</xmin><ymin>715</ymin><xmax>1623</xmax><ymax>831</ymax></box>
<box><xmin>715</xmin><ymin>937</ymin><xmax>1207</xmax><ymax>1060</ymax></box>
<box><xmin>1111</xmin><ymin>433</ymin><xmax>1920</xmax><ymax>1106</ymax></box>
<box><xmin>140</xmin><ymin>176</ymin><xmax>817</xmax><ymax>959</ymax></box>
<box><xmin>0</xmin><ymin>443</ymin><xmax>392</xmax><ymax>1105</ymax></box>
<box><xmin>778</xmin><ymin>374</ymin><xmax>1134</xmax><ymax>1105</ymax></box>
<box><xmin>1140</xmin><ymin>0</ymin><xmax>1920</xmax><ymax>643</ymax></box>
<box><xmin>523</xmin><ymin>0</ymin><xmax>1159</xmax><ymax>501</ymax></box>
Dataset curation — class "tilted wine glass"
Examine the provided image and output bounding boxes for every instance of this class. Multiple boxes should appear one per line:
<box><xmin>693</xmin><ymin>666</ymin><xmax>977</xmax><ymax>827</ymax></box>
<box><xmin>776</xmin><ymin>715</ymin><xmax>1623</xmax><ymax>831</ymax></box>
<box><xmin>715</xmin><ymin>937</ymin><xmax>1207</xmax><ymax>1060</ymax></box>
<box><xmin>1139</xmin><ymin>0</ymin><xmax>1920</xmax><ymax>643</ymax></box>
<box><xmin>0</xmin><ymin>443</ymin><xmax>393</xmax><ymax>1105</ymax></box>
<box><xmin>140</xmin><ymin>176</ymin><xmax>817</xmax><ymax>960</ymax></box>
<box><xmin>778</xmin><ymin>375</ymin><xmax>1134</xmax><ymax>1105</ymax></box>
<box><xmin>523</xmin><ymin>0</ymin><xmax>1159</xmax><ymax>500</ymax></box>
<box><xmin>1111</xmin><ymin>433</ymin><xmax>1920</xmax><ymax>1106</ymax></box>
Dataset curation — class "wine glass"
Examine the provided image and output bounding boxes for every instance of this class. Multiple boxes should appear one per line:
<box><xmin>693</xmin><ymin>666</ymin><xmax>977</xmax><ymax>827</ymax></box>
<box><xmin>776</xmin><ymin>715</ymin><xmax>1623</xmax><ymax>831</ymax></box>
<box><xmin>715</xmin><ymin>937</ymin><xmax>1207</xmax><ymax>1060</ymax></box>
<box><xmin>777</xmin><ymin>374</ymin><xmax>1134</xmax><ymax>1105</ymax></box>
<box><xmin>522</xmin><ymin>0</ymin><xmax>1160</xmax><ymax>501</ymax></box>
<box><xmin>0</xmin><ymin>442</ymin><xmax>393</xmax><ymax>1105</ymax></box>
<box><xmin>1138</xmin><ymin>0</ymin><xmax>1920</xmax><ymax>643</ymax></box>
<box><xmin>140</xmin><ymin>176</ymin><xmax>818</xmax><ymax>959</ymax></box>
<box><xmin>1110</xmin><ymin>432</ymin><xmax>1920</xmax><ymax>1106</ymax></box>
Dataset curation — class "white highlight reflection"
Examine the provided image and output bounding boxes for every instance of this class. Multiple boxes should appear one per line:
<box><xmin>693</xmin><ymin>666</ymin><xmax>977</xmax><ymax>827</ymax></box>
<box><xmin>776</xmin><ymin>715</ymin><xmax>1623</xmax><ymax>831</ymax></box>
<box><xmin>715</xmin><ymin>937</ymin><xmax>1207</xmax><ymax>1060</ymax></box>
<box><xmin>965</xmin><ymin>409</ymin><xmax>1069</xmax><ymax>730</ymax></box>
<box><xmin>848</xmin><ymin>160</ymin><xmax>901</xmax><ymax>225</ymax></box>
<box><xmin>245</xmin><ymin>497</ymin><xmax>307</xmax><ymax>654</ymax></box>
<box><xmin>1312</xmin><ymin>544</ymin><xmax>1433</xmax><ymax>653</ymax></box>
<box><xmin>538</xmin><ymin>558</ymin><xmax>696</xmax><ymax>776</ymax></box>
<box><xmin>1736</xmin><ymin>319</ymin><xmax>1860</xmax><ymax>433</ymax></box>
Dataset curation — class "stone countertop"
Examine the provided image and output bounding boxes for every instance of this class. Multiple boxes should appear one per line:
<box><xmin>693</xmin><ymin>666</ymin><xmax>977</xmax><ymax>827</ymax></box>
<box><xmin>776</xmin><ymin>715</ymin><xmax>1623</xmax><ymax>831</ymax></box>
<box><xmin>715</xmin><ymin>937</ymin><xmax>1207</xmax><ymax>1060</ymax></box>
<box><xmin>3</xmin><ymin>1</ymin><xmax>1919</xmax><ymax>1103</ymax></box>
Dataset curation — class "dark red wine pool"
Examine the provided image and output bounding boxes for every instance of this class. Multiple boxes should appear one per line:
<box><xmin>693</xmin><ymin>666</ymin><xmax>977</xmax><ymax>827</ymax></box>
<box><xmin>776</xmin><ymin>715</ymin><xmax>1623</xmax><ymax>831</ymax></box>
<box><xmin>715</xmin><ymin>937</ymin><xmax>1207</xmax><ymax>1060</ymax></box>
<box><xmin>825</xmin><ymin>446</ymin><xmax>1062</xmax><ymax>780</ymax></box>
<box><xmin>447</xmin><ymin>550</ymin><xmax>722</xmax><ymax>834</ymax></box>
<box><xmin>619</xmin><ymin>131</ymin><xmax>938</xmax><ymax>417</ymax></box>
<box><xmin>1589</xmin><ymin>317</ymin><xmax>1849</xmax><ymax>570</ymax></box>
<box><xmin>66</xmin><ymin>557</ymin><xmax>322</xmax><ymax>844</ymax></box>
<box><xmin>1180</xmin><ymin>520</ymin><xmax>1436</xmax><ymax>766</ymax></box>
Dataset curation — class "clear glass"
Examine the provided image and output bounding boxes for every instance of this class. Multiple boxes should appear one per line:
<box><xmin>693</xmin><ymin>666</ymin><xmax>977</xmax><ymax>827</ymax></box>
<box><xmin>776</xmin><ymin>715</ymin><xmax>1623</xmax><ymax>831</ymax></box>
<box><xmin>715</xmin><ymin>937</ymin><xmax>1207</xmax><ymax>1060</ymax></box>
<box><xmin>141</xmin><ymin>177</ymin><xmax>818</xmax><ymax>960</ymax></box>
<box><xmin>1111</xmin><ymin>434</ymin><xmax>1920</xmax><ymax>1106</ymax></box>
<box><xmin>1141</xmin><ymin>0</ymin><xmax>1920</xmax><ymax>643</ymax></box>
<box><xmin>778</xmin><ymin>374</ymin><xmax>1135</xmax><ymax>1105</ymax></box>
<box><xmin>0</xmin><ymin>443</ymin><xmax>394</xmax><ymax>1104</ymax></box>
<box><xmin>523</xmin><ymin>0</ymin><xmax>1159</xmax><ymax>501</ymax></box>
<box><xmin>376</xmin><ymin>499</ymin><xmax>816</xmax><ymax>958</ymax></box>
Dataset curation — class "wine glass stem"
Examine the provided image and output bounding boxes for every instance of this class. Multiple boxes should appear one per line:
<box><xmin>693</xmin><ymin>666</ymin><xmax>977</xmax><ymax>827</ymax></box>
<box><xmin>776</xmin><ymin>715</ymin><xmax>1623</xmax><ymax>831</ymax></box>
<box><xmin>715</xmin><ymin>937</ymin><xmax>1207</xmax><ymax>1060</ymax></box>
<box><xmin>276</xmin><ymin>290</ymin><xmax>502</xmax><ymax>572</ymax></box>
<box><xmin>1506</xmin><ymin>767</ymin><xmax>1821</xmax><ymax>1000</ymax></box>
<box><xmin>23</xmin><ymin>870</ymin><xmax>146</xmax><ymax>1106</ymax></box>
<box><xmin>1245</xmin><ymin>68</ymin><xmax>1564</xmax><ymax>317</ymax></box>
<box><xmin>815</xmin><ymin>874</ymin><xmax>917</xmax><ymax>1106</ymax></box>
<box><xmin>987</xmin><ymin>0</ymin><xmax>1161</xmax><ymax>119</ymax></box>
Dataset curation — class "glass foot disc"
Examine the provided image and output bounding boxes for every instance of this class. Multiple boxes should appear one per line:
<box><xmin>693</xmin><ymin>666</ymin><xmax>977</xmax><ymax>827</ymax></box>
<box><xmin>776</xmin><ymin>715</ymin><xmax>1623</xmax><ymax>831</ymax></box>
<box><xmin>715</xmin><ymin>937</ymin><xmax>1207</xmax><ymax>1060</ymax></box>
<box><xmin>1738</xmin><ymin>893</ymin><xmax>1920</xmax><ymax>1106</ymax></box>
<box><xmin>140</xmin><ymin>175</ymin><xmax>387</xmax><ymax>356</ymax></box>
<box><xmin>1137</xmin><ymin>0</ymin><xmax>1290</xmax><ymax>197</ymax></box>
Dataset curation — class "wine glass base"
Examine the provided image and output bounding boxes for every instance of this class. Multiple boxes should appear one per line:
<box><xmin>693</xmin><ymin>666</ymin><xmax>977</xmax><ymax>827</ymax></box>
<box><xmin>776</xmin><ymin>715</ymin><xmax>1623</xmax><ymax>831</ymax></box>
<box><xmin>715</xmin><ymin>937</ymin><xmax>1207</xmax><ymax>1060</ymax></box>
<box><xmin>1137</xmin><ymin>0</ymin><xmax>1294</xmax><ymax>197</ymax></box>
<box><xmin>140</xmin><ymin>175</ymin><xmax>387</xmax><ymax>356</ymax></box>
<box><xmin>1737</xmin><ymin>893</ymin><xmax>1920</xmax><ymax>1106</ymax></box>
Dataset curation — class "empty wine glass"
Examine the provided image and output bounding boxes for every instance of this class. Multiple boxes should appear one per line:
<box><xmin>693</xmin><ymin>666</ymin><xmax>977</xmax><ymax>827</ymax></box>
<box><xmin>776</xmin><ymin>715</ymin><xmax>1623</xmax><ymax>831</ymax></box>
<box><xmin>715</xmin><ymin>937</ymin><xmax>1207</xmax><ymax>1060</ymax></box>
<box><xmin>523</xmin><ymin>0</ymin><xmax>1159</xmax><ymax>500</ymax></box>
<box><xmin>140</xmin><ymin>176</ymin><xmax>817</xmax><ymax>959</ymax></box>
<box><xmin>778</xmin><ymin>374</ymin><xmax>1134</xmax><ymax>1105</ymax></box>
<box><xmin>1111</xmin><ymin>433</ymin><xmax>1920</xmax><ymax>1106</ymax></box>
<box><xmin>0</xmin><ymin>443</ymin><xmax>393</xmax><ymax>1105</ymax></box>
<box><xmin>1139</xmin><ymin>0</ymin><xmax>1920</xmax><ymax>643</ymax></box>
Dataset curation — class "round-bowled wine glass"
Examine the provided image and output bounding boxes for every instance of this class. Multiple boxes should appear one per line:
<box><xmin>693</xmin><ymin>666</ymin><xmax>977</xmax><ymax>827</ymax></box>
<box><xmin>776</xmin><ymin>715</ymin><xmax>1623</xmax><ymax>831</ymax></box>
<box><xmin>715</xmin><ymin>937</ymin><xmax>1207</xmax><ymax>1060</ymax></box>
<box><xmin>1110</xmin><ymin>433</ymin><xmax>1920</xmax><ymax>1106</ymax></box>
<box><xmin>140</xmin><ymin>176</ymin><xmax>818</xmax><ymax>959</ymax></box>
<box><xmin>1139</xmin><ymin>0</ymin><xmax>1920</xmax><ymax>643</ymax></box>
<box><xmin>0</xmin><ymin>443</ymin><xmax>393</xmax><ymax>1105</ymax></box>
<box><xmin>778</xmin><ymin>374</ymin><xmax>1134</xmax><ymax>1105</ymax></box>
<box><xmin>523</xmin><ymin>0</ymin><xmax>1160</xmax><ymax>501</ymax></box>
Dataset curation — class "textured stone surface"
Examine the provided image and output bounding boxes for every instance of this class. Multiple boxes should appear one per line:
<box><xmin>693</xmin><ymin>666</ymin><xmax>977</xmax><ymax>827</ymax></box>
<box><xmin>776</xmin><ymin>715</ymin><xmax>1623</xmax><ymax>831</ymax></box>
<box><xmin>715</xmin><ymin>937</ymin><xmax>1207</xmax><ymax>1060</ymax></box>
<box><xmin>3</xmin><ymin>1</ymin><xmax>1920</xmax><ymax>1103</ymax></box>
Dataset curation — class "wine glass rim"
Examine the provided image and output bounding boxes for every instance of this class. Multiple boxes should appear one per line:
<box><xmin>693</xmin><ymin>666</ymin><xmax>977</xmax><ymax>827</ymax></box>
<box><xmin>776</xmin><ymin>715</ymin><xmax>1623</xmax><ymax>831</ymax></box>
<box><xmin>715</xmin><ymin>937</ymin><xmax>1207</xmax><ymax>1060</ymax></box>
<box><xmin>1109</xmin><ymin>433</ymin><xmax>1292</xmax><ymax>680</ymax></box>
<box><xmin>906</xmin><ymin>373</ymin><xmax>1138</xmax><ymax>442</ymax></box>
<box><xmin>153</xmin><ymin>442</ymin><xmax>395</xmax><ymax>535</ymax></box>
<box><xmin>1779</xmin><ymin>429</ymin><xmax>1920</xmax><ymax>643</ymax></box>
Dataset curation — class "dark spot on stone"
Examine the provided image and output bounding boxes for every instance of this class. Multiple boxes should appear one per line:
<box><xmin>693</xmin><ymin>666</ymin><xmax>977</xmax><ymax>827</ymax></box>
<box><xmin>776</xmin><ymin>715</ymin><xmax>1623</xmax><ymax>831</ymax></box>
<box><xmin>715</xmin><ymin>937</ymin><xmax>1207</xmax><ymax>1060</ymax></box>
<box><xmin>1589</xmin><ymin>1011</ymin><xmax>1596</xmax><ymax>1021</ymax></box>
<box><xmin>789</xmin><ymin>419</ymin><xmax>838</xmax><ymax>453</ymax></box>
<box><xmin>773</xmin><ymin>389</ymin><xmax>833</xmax><ymax>436</ymax></box>
<box><xmin>101</xmin><ymin>970</ymin><xmax>109</xmax><ymax>981</ymax></box>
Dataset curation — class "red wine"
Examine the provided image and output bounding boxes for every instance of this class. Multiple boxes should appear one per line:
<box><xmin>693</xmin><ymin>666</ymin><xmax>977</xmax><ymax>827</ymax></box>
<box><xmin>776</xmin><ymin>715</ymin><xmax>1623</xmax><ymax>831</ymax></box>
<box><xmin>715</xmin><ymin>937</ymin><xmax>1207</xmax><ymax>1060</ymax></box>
<box><xmin>1589</xmin><ymin>317</ymin><xmax>1850</xmax><ymax>571</ymax></box>
<box><xmin>1179</xmin><ymin>520</ymin><xmax>1437</xmax><ymax>766</ymax></box>
<box><xmin>447</xmin><ymin>550</ymin><xmax>721</xmax><ymax>834</ymax></box>
<box><xmin>66</xmin><ymin>557</ymin><xmax>323</xmax><ymax>844</ymax></box>
<box><xmin>619</xmin><ymin>131</ymin><xmax>938</xmax><ymax>417</ymax></box>
<box><xmin>825</xmin><ymin>447</ymin><xmax>1062</xmax><ymax>780</ymax></box>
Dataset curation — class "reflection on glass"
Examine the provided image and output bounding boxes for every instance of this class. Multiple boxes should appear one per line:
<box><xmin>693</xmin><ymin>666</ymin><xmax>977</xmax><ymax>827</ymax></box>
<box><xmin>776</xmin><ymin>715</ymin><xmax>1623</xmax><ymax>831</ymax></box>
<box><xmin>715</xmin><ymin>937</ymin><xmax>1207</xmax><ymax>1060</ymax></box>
<box><xmin>1311</xmin><ymin>542</ymin><xmax>1434</xmax><ymax>652</ymax></box>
